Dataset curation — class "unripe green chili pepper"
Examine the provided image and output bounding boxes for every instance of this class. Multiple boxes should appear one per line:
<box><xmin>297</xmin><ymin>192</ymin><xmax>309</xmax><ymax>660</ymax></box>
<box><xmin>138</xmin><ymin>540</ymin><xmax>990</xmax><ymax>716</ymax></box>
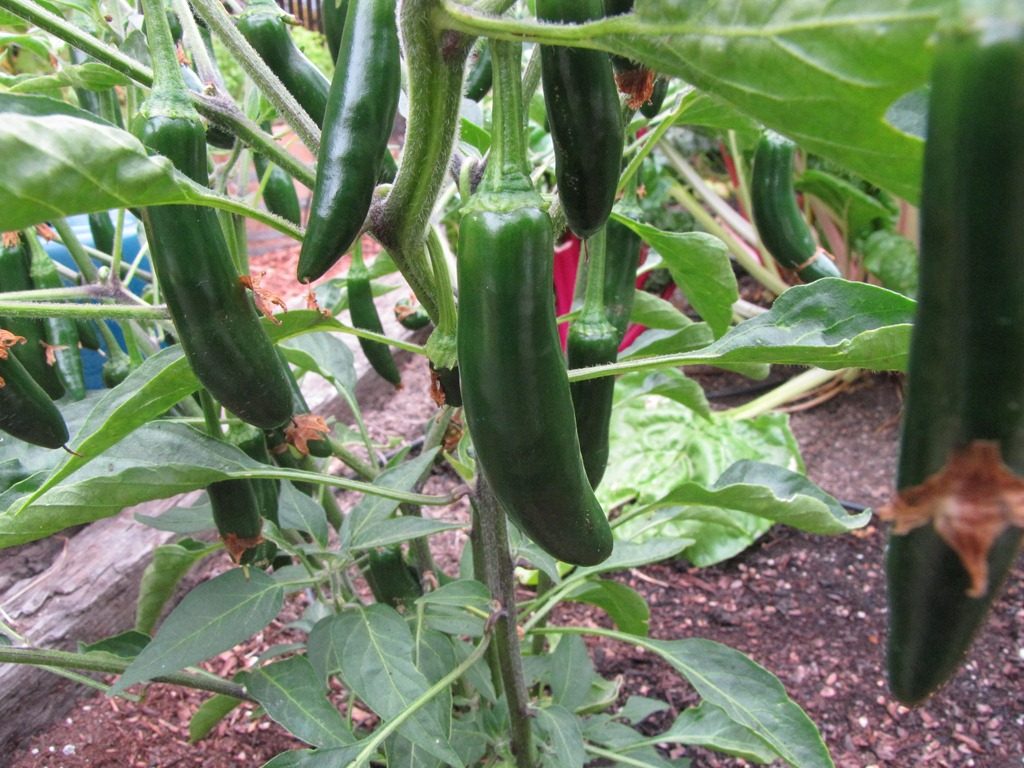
<box><xmin>881</xmin><ymin>16</ymin><xmax>1024</xmax><ymax>706</ymax></box>
<box><xmin>321</xmin><ymin>0</ymin><xmax>348</xmax><ymax>63</ymax></box>
<box><xmin>365</xmin><ymin>546</ymin><xmax>423</xmax><ymax>608</ymax></box>
<box><xmin>208</xmin><ymin>477</ymin><xmax>265</xmax><ymax>562</ymax></box>
<box><xmin>236</xmin><ymin>0</ymin><xmax>330</xmax><ymax>127</ymax></box>
<box><xmin>254</xmin><ymin>123</ymin><xmax>302</xmax><ymax>227</ymax></box>
<box><xmin>347</xmin><ymin>241</ymin><xmax>401</xmax><ymax>387</ymax></box>
<box><xmin>75</xmin><ymin>319</ymin><xmax>102</xmax><ymax>351</ymax></box>
<box><xmin>394</xmin><ymin>297</ymin><xmax>431</xmax><ymax>331</ymax></box>
<box><xmin>458</xmin><ymin>40</ymin><xmax>612</xmax><ymax>566</ymax></box>
<box><xmin>297</xmin><ymin>0</ymin><xmax>401</xmax><ymax>284</ymax></box>
<box><xmin>0</xmin><ymin>329</ymin><xmax>68</xmax><ymax>449</ymax></box>
<box><xmin>87</xmin><ymin>212</ymin><xmax>116</xmax><ymax>255</ymax></box>
<box><xmin>464</xmin><ymin>41</ymin><xmax>492</xmax><ymax>102</ymax></box>
<box><xmin>603</xmin><ymin>189</ymin><xmax>643</xmax><ymax>340</ymax></box>
<box><xmin>751</xmin><ymin>131</ymin><xmax>841</xmax><ymax>282</ymax></box>
<box><xmin>270</xmin><ymin>352</ymin><xmax>333</xmax><ymax>458</ymax></box>
<box><xmin>538</xmin><ymin>0</ymin><xmax>623</xmax><ymax>239</ymax></box>
<box><xmin>0</xmin><ymin>233</ymin><xmax>64</xmax><ymax>400</ymax></box>
<box><xmin>227</xmin><ymin>422</ymin><xmax>281</xmax><ymax>526</ymax></box>
<box><xmin>102</xmin><ymin>353</ymin><xmax>132</xmax><ymax>388</ymax></box>
<box><xmin>568</xmin><ymin>226</ymin><xmax>620</xmax><ymax>489</ymax></box>
<box><xmin>640</xmin><ymin>76</ymin><xmax>668</xmax><ymax>119</ymax></box>
<box><xmin>136</xmin><ymin>0</ymin><xmax>293</xmax><ymax>430</ymax></box>
<box><xmin>24</xmin><ymin>231</ymin><xmax>86</xmax><ymax>401</ymax></box>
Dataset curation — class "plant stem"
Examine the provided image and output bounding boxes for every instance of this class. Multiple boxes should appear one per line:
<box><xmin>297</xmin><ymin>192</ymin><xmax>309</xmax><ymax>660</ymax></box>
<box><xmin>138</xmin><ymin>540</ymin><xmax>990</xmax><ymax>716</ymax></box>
<box><xmin>50</xmin><ymin>219</ymin><xmax>101</xmax><ymax>282</ymax></box>
<box><xmin>0</xmin><ymin>301</ymin><xmax>167</xmax><ymax>320</ymax></box>
<box><xmin>231</xmin><ymin>465</ymin><xmax>464</xmax><ymax>506</ymax></box>
<box><xmin>0</xmin><ymin>646</ymin><xmax>251</xmax><ymax>701</ymax></box>
<box><xmin>616</xmin><ymin>87</ymin><xmax>691</xmax><ymax>195</ymax></box>
<box><xmin>722</xmin><ymin>366</ymin><xmax>844</xmax><ymax>420</ymax></box>
<box><xmin>188</xmin><ymin>0</ymin><xmax>321</xmax><ymax>155</ymax></box>
<box><xmin>371</xmin><ymin>0</ymin><xmax>472</xmax><ymax>322</ymax></box>
<box><xmin>438</xmin><ymin>1</ymin><xmax>624</xmax><ymax>49</ymax></box>
<box><xmin>471</xmin><ymin>477</ymin><xmax>535</xmax><ymax>768</ymax></box>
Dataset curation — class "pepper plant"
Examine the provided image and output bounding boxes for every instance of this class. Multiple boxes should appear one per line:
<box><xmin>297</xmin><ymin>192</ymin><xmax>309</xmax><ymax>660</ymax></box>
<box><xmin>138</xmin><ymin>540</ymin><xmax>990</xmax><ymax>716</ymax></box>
<box><xmin>0</xmin><ymin>0</ymin><xmax>1020</xmax><ymax>766</ymax></box>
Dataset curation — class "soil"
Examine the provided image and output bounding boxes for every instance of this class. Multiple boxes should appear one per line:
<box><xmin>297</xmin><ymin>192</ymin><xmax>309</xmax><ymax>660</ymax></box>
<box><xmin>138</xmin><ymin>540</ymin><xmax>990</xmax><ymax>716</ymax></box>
<box><xmin>7</xmin><ymin>217</ymin><xmax>1024</xmax><ymax>766</ymax></box>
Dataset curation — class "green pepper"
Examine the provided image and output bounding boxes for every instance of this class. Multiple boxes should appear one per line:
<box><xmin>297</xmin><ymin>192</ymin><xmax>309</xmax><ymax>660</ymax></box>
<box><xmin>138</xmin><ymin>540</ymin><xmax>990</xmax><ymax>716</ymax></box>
<box><xmin>102</xmin><ymin>353</ymin><xmax>132</xmax><ymax>388</ymax></box>
<box><xmin>464</xmin><ymin>41</ymin><xmax>492</xmax><ymax>102</ymax></box>
<box><xmin>254</xmin><ymin>123</ymin><xmax>302</xmax><ymax>227</ymax></box>
<box><xmin>135</xmin><ymin>0</ymin><xmax>293</xmax><ymax>429</ymax></box>
<box><xmin>458</xmin><ymin>40</ymin><xmax>611</xmax><ymax>566</ymax></box>
<box><xmin>346</xmin><ymin>241</ymin><xmax>401</xmax><ymax>386</ymax></box>
<box><xmin>208</xmin><ymin>478</ymin><xmax>265</xmax><ymax>563</ymax></box>
<box><xmin>296</xmin><ymin>0</ymin><xmax>401</xmax><ymax>283</ymax></box>
<box><xmin>0</xmin><ymin>233</ymin><xmax>64</xmax><ymax>400</ymax></box>
<box><xmin>640</xmin><ymin>76</ymin><xmax>668</xmax><ymax>119</ymax></box>
<box><xmin>603</xmin><ymin>193</ymin><xmax>643</xmax><ymax>340</ymax></box>
<box><xmin>568</xmin><ymin>226</ymin><xmax>620</xmax><ymax>489</ymax></box>
<box><xmin>87</xmin><ymin>212</ymin><xmax>116</xmax><ymax>255</ymax></box>
<box><xmin>883</xmin><ymin>16</ymin><xmax>1024</xmax><ymax>705</ymax></box>
<box><xmin>75</xmin><ymin>318</ymin><xmax>102</xmax><ymax>351</ymax></box>
<box><xmin>272</xmin><ymin>352</ymin><xmax>333</xmax><ymax>458</ymax></box>
<box><xmin>321</xmin><ymin>0</ymin><xmax>348</xmax><ymax>63</ymax></box>
<box><xmin>538</xmin><ymin>0</ymin><xmax>623</xmax><ymax>239</ymax></box>
<box><xmin>24</xmin><ymin>231</ymin><xmax>86</xmax><ymax>401</ymax></box>
<box><xmin>394</xmin><ymin>297</ymin><xmax>431</xmax><ymax>331</ymax></box>
<box><xmin>750</xmin><ymin>131</ymin><xmax>841</xmax><ymax>282</ymax></box>
<box><xmin>236</xmin><ymin>0</ymin><xmax>330</xmax><ymax>127</ymax></box>
<box><xmin>0</xmin><ymin>329</ymin><xmax>68</xmax><ymax>449</ymax></box>
<box><xmin>364</xmin><ymin>546</ymin><xmax>423</xmax><ymax>608</ymax></box>
<box><xmin>227</xmin><ymin>422</ymin><xmax>281</xmax><ymax>526</ymax></box>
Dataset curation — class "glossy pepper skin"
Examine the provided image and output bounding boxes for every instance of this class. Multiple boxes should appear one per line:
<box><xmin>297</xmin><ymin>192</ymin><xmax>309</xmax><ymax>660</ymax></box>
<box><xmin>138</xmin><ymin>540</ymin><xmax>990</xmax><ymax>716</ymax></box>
<box><xmin>464</xmin><ymin>42</ymin><xmax>492</xmax><ymax>102</ymax></box>
<box><xmin>568</xmin><ymin>317</ymin><xmax>619</xmax><ymax>489</ymax></box>
<box><xmin>296</xmin><ymin>0</ymin><xmax>401</xmax><ymax>283</ymax></box>
<box><xmin>0</xmin><ymin>236</ymin><xmax>64</xmax><ymax>400</ymax></box>
<box><xmin>208</xmin><ymin>477</ymin><xmax>265</xmax><ymax>562</ymax></box>
<box><xmin>348</xmin><ymin>248</ymin><xmax>401</xmax><ymax>386</ymax></box>
<box><xmin>254</xmin><ymin>124</ymin><xmax>302</xmax><ymax>227</ymax></box>
<box><xmin>459</xmin><ymin>208</ymin><xmax>612</xmax><ymax>565</ymax></box>
<box><xmin>603</xmin><ymin>215</ymin><xmax>642</xmax><ymax>340</ymax></box>
<box><xmin>640</xmin><ymin>76</ymin><xmax>668</xmax><ymax>119</ymax></box>
<box><xmin>236</xmin><ymin>0</ymin><xmax>330</xmax><ymax>127</ymax></box>
<box><xmin>87</xmin><ymin>212</ymin><xmax>116</xmax><ymax>255</ymax></box>
<box><xmin>537</xmin><ymin>0</ymin><xmax>623</xmax><ymax>239</ymax></box>
<box><xmin>885</xmin><ymin>18</ymin><xmax>1024</xmax><ymax>706</ymax></box>
<box><xmin>135</xmin><ymin>6</ymin><xmax>293</xmax><ymax>430</ymax></box>
<box><xmin>750</xmin><ymin>131</ymin><xmax>841</xmax><ymax>282</ymax></box>
<box><xmin>365</xmin><ymin>546</ymin><xmax>423</xmax><ymax>608</ymax></box>
<box><xmin>0</xmin><ymin>331</ymin><xmax>68</xmax><ymax>449</ymax></box>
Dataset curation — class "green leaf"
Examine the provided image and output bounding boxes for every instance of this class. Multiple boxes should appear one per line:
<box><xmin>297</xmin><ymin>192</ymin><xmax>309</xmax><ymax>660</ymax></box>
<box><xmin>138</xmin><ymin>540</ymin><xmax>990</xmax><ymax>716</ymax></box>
<box><xmin>535</xmin><ymin>704</ymin><xmax>587</xmax><ymax>768</ymax></box>
<box><xmin>565</xmin><ymin>580</ymin><xmax>650</xmax><ymax>636</ymax></box>
<box><xmin>385</xmin><ymin>629</ymin><xmax>457</xmax><ymax>768</ymax></box>
<box><xmin>619</xmin><ymin>323</ymin><xmax>714</xmax><ymax>360</ymax></box>
<box><xmin>796</xmin><ymin>169</ymin><xmax>895</xmax><ymax>240</ymax></box>
<box><xmin>135</xmin><ymin>501</ymin><xmax>215</xmax><ymax>534</ymax></box>
<box><xmin>309</xmin><ymin>605</ymin><xmax>463</xmax><ymax>766</ymax></box>
<box><xmin>245</xmin><ymin>656</ymin><xmax>353</xmax><ymax>748</ymax></box>
<box><xmin>860</xmin><ymin>229</ymin><xmax>918</xmax><ymax>298</ymax></box>
<box><xmin>640</xmin><ymin>637</ymin><xmax>832</xmax><ymax>768</ymax></box>
<box><xmin>278</xmin><ymin>482</ymin><xmax>330</xmax><ymax>548</ymax></box>
<box><xmin>340</xmin><ymin>450</ymin><xmax>439</xmax><ymax>549</ymax></box>
<box><xmin>0</xmin><ymin>94</ymin><xmax>299</xmax><ymax>236</ymax></box>
<box><xmin>671</xmin><ymin>279</ymin><xmax>915</xmax><ymax>371</ymax></box>
<box><xmin>6</xmin><ymin>62</ymin><xmax>130</xmax><ymax>93</ymax></box>
<box><xmin>415</xmin><ymin>579</ymin><xmax>492</xmax><ymax>637</ymax></box>
<box><xmin>135</xmin><ymin>538</ymin><xmax>214</xmax><ymax>635</ymax></box>
<box><xmin>459</xmin><ymin>116</ymin><xmax>491</xmax><ymax>154</ymax></box>
<box><xmin>616</xmin><ymin>696</ymin><xmax>672</xmax><ymax>725</ymax></box>
<box><xmin>616</xmin><ymin>219</ymin><xmax>737</xmax><ymax>338</ymax></box>
<box><xmin>548</xmin><ymin>636</ymin><xmax>596</xmax><ymax>713</ymax></box>
<box><xmin>350</xmin><ymin>516</ymin><xmax>463</xmax><ymax>550</ymax></box>
<box><xmin>111</xmin><ymin>568</ymin><xmax>284</xmax><ymax>694</ymax></box>
<box><xmin>79</xmin><ymin>630</ymin><xmax>151</xmax><ymax>658</ymax></box>
<box><xmin>600</xmin><ymin>0</ymin><xmax>950</xmax><ymax>200</ymax></box>
<box><xmin>261</xmin><ymin>744</ymin><xmax>370</xmax><ymax>768</ymax></box>
<box><xmin>282</xmin><ymin>332</ymin><xmax>357</xmax><ymax>397</ymax></box>
<box><xmin>640</xmin><ymin>702</ymin><xmax>779</xmax><ymax>765</ymax></box>
<box><xmin>579</xmin><ymin>540</ymin><xmax>691</xmax><ymax>576</ymax></box>
<box><xmin>627</xmin><ymin>290</ymin><xmax>696</xmax><ymax>330</ymax></box>
<box><xmin>189</xmin><ymin>693</ymin><xmax>242</xmax><ymax>744</ymax></box>
<box><xmin>616</xmin><ymin>369</ymin><xmax>711</xmax><ymax>420</ymax></box>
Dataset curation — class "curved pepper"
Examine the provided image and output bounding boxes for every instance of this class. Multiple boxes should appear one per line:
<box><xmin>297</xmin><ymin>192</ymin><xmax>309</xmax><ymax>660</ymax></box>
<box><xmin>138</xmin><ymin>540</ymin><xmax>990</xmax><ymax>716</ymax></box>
<box><xmin>254</xmin><ymin>123</ymin><xmax>302</xmax><ymax>227</ymax></box>
<box><xmin>538</xmin><ymin>0</ymin><xmax>623</xmax><ymax>239</ymax></box>
<box><xmin>347</xmin><ymin>242</ymin><xmax>401</xmax><ymax>387</ymax></box>
<box><xmin>297</xmin><ymin>0</ymin><xmax>401</xmax><ymax>283</ymax></box>
<box><xmin>136</xmin><ymin>0</ymin><xmax>293</xmax><ymax>429</ymax></box>
<box><xmin>882</xmin><ymin>16</ymin><xmax>1024</xmax><ymax>705</ymax></box>
<box><xmin>365</xmin><ymin>546</ymin><xmax>423</xmax><ymax>608</ymax></box>
<box><xmin>321</xmin><ymin>0</ymin><xmax>348</xmax><ymax>63</ymax></box>
<box><xmin>750</xmin><ymin>131</ymin><xmax>841</xmax><ymax>282</ymax></box>
<box><xmin>464</xmin><ymin>41</ymin><xmax>492</xmax><ymax>102</ymax></box>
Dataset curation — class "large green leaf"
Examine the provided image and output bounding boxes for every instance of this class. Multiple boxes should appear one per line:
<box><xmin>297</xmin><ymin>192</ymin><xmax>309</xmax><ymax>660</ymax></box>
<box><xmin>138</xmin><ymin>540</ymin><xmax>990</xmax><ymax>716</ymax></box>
<box><xmin>638</xmin><ymin>702</ymin><xmax>780</xmax><ymax>764</ymax></box>
<box><xmin>245</xmin><ymin>656</ymin><xmax>353</xmax><ymax>748</ymax></box>
<box><xmin>606</xmin><ymin>0</ymin><xmax>949</xmax><ymax>201</ymax></box>
<box><xmin>643</xmin><ymin>637</ymin><xmax>832</xmax><ymax>768</ymax></box>
<box><xmin>534</xmin><ymin>704</ymin><xmax>587</xmax><ymax>768</ymax></box>
<box><xmin>307</xmin><ymin>606</ymin><xmax>463</xmax><ymax>766</ymax></box>
<box><xmin>135</xmin><ymin>538</ymin><xmax>214</xmax><ymax>636</ymax></box>
<box><xmin>0</xmin><ymin>94</ymin><xmax>299</xmax><ymax>236</ymax></box>
<box><xmin>111</xmin><ymin>568</ymin><xmax>284</xmax><ymax>694</ymax></box>
<box><xmin>564</xmin><ymin>580</ymin><xmax>650</xmax><ymax>637</ymax></box>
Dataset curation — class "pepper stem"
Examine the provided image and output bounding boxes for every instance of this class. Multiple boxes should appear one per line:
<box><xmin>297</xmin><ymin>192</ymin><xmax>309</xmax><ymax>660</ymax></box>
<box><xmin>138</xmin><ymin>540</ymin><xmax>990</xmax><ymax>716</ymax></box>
<box><xmin>481</xmin><ymin>39</ymin><xmax>531</xmax><ymax>193</ymax></box>
<box><xmin>579</xmin><ymin>225</ymin><xmax>609</xmax><ymax>322</ymax></box>
<box><xmin>140</xmin><ymin>0</ymin><xmax>194</xmax><ymax>112</ymax></box>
